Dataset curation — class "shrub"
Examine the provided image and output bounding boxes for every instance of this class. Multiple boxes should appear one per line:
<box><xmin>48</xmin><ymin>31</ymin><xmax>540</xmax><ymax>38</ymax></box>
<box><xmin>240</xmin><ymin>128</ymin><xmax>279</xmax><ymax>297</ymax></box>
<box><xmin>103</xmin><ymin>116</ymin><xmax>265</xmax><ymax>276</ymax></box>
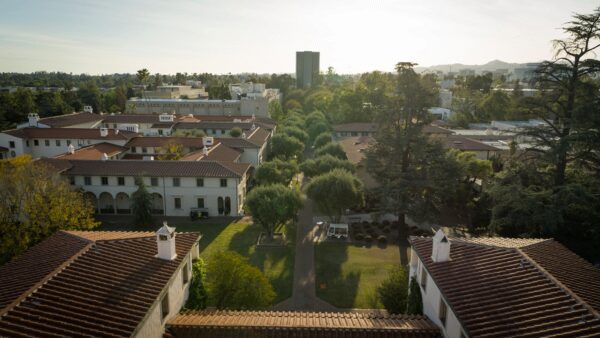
<box><xmin>354</xmin><ymin>232</ymin><xmax>364</xmax><ymax>241</ymax></box>
<box><xmin>362</xmin><ymin>221</ymin><xmax>370</xmax><ymax>226</ymax></box>
<box><xmin>377</xmin><ymin>235</ymin><xmax>387</xmax><ymax>245</ymax></box>
<box><xmin>382</xmin><ymin>220</ymin><xmax>390</xmax><ymax>226</ymax></box>
<box><xmin>406</xmin><ymin>276</ymin><xmax>423</xmax><ymax>315</ymax></box>
<box><xmin>383</xmin><ymin>227</ymin><xmax>391</xmax><ymax>234</ymax></box>
<box><xmin>186</xmin><ymin>259</ymin><xmax>208</xmax><ymax>310</ymax></box>
<box><xmin>350</xmin><ymin>222</ymin><xmax>361</xmax><ymax>230</ymax></box>
<box><xmin>229</xmin><ymin>127</ymin><xmax>242</xmax><ymax>137</ymax></box>
<box><xmin>364</xmin><ymin>235</ymin><xmax>373</xmax><ymax>243</ymax></box>
<box><xmin>377</xmin><ymin>267</ymin><xmax>408</xmax><ymax>314</ymax></box>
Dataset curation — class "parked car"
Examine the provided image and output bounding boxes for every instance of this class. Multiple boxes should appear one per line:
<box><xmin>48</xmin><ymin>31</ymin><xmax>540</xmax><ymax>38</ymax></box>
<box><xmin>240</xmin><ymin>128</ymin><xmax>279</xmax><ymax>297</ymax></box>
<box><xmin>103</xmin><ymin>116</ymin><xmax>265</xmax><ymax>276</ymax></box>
<box><xmin>327</xmin><ymin>223</ymin><xmax>349</xmax><ymax>239</ymax></box>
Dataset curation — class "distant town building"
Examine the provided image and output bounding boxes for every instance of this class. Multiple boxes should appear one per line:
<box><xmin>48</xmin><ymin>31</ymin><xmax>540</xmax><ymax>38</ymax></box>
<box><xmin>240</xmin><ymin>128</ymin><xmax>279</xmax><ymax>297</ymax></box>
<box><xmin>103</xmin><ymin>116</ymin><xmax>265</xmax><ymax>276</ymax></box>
<box><xmin>409</xmin><ymin>230</ymin><xmax>600</xmax><ymax>338</ymax></box>
<box><xmin>144</xmin><ymin>85</ymin><xmax>209</xmax><ymax>99</ymax></box>
<box><xmin>296</xmin><ymin>51</ymin><xmax>320</xmax><ymax>88</ymax></box>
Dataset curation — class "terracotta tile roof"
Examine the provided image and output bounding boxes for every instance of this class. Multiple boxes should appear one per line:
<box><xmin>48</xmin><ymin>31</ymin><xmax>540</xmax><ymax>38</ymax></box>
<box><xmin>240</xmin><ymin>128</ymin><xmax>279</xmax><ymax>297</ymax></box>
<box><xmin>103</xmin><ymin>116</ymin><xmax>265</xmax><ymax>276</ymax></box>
<box><xmin>216</xmin><ymin>137</ymin><xmax>261</xmax><ymax>149</ymax></box>
<box><xmin>180</xmin><ymin>143</ymin><xmax>242</xmax><ymax>162</ymax></box>
<box><xmin>338</xmin><ymin>136</ymin><xmax>373</xmax><ymax>164</ymax></box>
<box><xmin>166</xmin><ymin>310</ymin><xmax>440</xmax><ymax>337</ymax></box>
<box><xmin>422</xmin><ymin>125</ymin><xmax>454</xmax><ymax>134</ymax></box>
<box><xmin>0</xmin><ymin>230</ymin><xmax>201</xmax><ymax>337</ymax></box>
<box><xmin>441</xmin><ymin>136</ymin><xmax>500</xmax><ymax>152</ymax></box>
<box><xmin>102</xmin><ymin>114</ymin><xmax>164</xmax><ymax>124</ymax></box>
<box><xmin>34</xmin><ymin>112</ymin><xmax>104</xmax><ymax>127</ymax></box>
<box><xmin>173</xmin><ymin>121</ymin><xmax>256</xmax><ymax>130</ymax></box>
<box><xmin>3</xmin><ymin>127</ymin><xmax>139</xmax><ymax>140</ymax></box>
<box><xmin>54</xmin><ymin>142</ymin><xmax>127</xmax><ymax>160</ymax></box>
<box><xmin>63</xmin><ymin>159</ymin><xmax>250</xmax><ymax>178</ymax></box>
<box><xmin>246</xmin><ymin>127</ymin><xmax>270</xmax><ymax>145</ymax></box>
<box><xmin>449</xmin><ymin>237</ymin><xmax>548</xmax><ymax>248</ymax></box>
<box><xmin>125</xmin><ymin>137</ymin><xmax>204</xmax><ymax>149</ymax></box>
<box><xmin>409</xmin><ymin>236</ymin><xmax>600</xmax><ymax>337</ymax></box>
<box><xmin>333</xmin><ymin>123</ymin><xmax>377</xmax><ymax>133</ymax></box>
<box><xmin>35</xmin><ymin>158</ymin><xmax>74</xmax><ymax>173</ymax></box>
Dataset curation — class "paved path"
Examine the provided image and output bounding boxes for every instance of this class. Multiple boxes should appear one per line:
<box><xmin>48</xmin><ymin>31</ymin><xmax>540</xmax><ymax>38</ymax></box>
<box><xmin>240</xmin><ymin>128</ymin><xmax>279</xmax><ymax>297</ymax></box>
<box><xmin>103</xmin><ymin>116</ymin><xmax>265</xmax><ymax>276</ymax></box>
<box><xmin>273</xmin><ymin>198</ymin><xmax>337</xmax><ymax>311</ymax></box>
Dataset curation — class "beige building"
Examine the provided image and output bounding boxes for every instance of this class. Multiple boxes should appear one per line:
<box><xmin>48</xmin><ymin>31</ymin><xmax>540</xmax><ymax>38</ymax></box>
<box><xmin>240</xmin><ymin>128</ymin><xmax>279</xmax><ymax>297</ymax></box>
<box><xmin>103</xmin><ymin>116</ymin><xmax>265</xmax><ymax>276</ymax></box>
<box><xmin>127</xmin><ymin>97</ymin><xmax>270</xmax><ymax>117</ymax></box>
<box><xmin>145</xmin><ymin>85</ymin><xmax>209</xmax><ymax>99</ymax></box>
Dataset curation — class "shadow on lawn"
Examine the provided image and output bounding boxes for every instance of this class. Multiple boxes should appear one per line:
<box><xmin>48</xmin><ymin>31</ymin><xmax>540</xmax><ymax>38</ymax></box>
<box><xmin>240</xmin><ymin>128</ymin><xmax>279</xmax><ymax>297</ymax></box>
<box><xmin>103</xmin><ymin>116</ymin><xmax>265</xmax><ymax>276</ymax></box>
<box><xmin>227</xmin><ymin>222</ymin><xmax>295</xmax><ymax>302</ymax></box>
<box><xmin>315</xmin><ymin>243</ymin><xmax>360</xmax><ymax>309</ymax></box>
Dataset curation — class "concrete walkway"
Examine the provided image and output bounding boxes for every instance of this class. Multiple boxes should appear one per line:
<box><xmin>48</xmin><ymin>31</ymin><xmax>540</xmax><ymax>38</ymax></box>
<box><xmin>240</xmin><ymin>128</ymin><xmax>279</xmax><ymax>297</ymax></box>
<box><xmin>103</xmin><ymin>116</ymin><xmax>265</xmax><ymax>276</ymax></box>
<box><xmin>273</xmin><ymin>198</ymin><xmax>337</xmax><ymax>311</ymax></box>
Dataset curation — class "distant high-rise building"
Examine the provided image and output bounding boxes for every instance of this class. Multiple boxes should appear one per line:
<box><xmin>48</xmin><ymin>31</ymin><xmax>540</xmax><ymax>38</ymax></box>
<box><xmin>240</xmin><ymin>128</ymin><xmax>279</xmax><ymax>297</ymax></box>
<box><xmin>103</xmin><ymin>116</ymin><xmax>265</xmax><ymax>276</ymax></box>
<box><xmin>296</xmin><ymin>51</ymin><xmax>320</xmax><ymax>88</ymax></box>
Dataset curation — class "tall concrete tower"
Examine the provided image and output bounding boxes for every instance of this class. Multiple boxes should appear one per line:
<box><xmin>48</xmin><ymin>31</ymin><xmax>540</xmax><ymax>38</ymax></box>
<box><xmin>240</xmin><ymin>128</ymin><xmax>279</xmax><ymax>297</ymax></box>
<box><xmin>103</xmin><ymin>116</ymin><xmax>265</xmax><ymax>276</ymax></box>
<box><xmin>296</xmin><ymin>51</ymin><xmax>320</xmax><ymax>89</ymax></box>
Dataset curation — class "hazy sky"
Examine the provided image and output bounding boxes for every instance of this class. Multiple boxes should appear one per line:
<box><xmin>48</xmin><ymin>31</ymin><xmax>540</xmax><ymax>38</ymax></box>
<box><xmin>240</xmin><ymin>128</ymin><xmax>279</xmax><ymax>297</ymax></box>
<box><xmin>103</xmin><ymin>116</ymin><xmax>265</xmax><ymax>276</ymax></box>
<box><xmin>0</xmin><ymin>0</ymin><xmax>598</xmax><ymax>74</ymax></box>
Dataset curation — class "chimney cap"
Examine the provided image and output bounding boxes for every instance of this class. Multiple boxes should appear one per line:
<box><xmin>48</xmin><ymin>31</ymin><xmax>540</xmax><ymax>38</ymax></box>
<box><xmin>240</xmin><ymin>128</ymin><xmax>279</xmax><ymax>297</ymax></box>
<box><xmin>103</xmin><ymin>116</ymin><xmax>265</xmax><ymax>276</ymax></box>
<box><xmin>157</xmin><ymin>222</ymin><xmax>175</xmax><ymax>236</ymax></box>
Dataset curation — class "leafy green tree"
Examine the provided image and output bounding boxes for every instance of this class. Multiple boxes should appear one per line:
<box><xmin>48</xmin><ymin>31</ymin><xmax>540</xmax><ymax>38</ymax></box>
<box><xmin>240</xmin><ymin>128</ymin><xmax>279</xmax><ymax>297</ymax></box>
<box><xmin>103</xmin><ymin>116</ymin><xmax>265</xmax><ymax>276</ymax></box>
<box><xmin>77</xmin><ymin>82</ymin><xmax>102</xmax><ymax>113</ymax></box>
<box><xmin>229</xmin><ymin>127</ymin><xmax>243</xmax><ymax>138</ymax></box>
<box><xmin>377</xmin><ymin>266</ymin><xmax>408</xmax><ymax>314</ymax></box>
<box><xmin>284</xmin><ymin>99</ymin><xmax>302</xmax><ymax>112</ymax></box>
<box><xmin>478</xmin><ymin>90</ymin><xmax>510</xmax><ymax>120</ymax></box>
<box><xmin>131</xmin><ymin>177</ymin><xmax>153</xmax><ymax>226</ymax></box>
<box><xmin>157</xmin><ymin>141</ymin><xmax>184</xmax><ymax>160</ymax></box>
<box><xmin>304</xmin><ymin>169</ymin><xmax>363</xmax><ymax>222</ymax></box>
<box><xmin>314</xmin><ymin>142</ymin><xmax>347</xmax><ymax>160</ymax></box>
<box><xmin>280</xmin><ymin>126</ymin><xmax>309</xmax><ymax>144</ymax></box>
<box><xmin>245</xmin><ymin>184</ymin><xmax>303</xmax><ymax>239</ymax></box>
<box><xmin>307</xmin><ymin>121</ymin><xmax>330</xmax><ymax>143</ymax></box>
<box><xmin>313</xmin><ymin>132</ymin><xmax>332</xmax><ymax>149</ymax></box>
<box><xmin>300</xmin><ymin>154</ymin><xmax>355</xmax><ymax>177</ymax></box>
<box><xmin>206</xmin><ymin>251</ymin><xmax>276</xmax><ymax>309</ymax></box>
<box><xmin>268</xmin><ymin>100</ymin><xmax>285</xmax><ymax>122</ymax></box>
<box><xmin>186</xmin><ymin>259</ymin><xmax>208</xmax><ymax>310</ymax></box>
<box><xmin>270</xmin><ymin>134</ymin><xmax>304</xmax><ymax>160</ymax></box>
<box><xmin>406</xmin><ymin>276</ymin><xmax>423</xmax><ymax>315</ymax></box>
<box><xmin>0</xmin><ymin>156</ymin><xmax>98</xmax><ymax>264</ymax></box>
<box><xmin>254</xmin><ymin>159</ymin><xmax>298</xmax><ymax>186</ymax></box>
<box><xmin>366</xmin><ymin>63</ymin><xmax>461</xmax><ymax>236</ymax></box>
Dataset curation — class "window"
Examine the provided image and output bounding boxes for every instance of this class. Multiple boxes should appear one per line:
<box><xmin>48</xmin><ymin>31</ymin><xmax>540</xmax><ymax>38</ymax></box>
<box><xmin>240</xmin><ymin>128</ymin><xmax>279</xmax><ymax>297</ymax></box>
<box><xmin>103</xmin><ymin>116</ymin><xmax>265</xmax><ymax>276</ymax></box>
<box><xmin>151</xmin><ymin>177</ymin><xmax>159</xmax><ymax>186</ymax></box>
<box><xmin>69</xmin><ymin>176</ymin><xmax>75</xmax><ymax>185</ymax></box>
<box><xmin>420</xmin><ymin>266</ymin><xmax>428</xmax><ymax>291</ymax></box>
<box><xmin>66</xmin><ymin>140</ymin><xmax>71</xmax><ymax>146</ymax></box>
<box><xmin>131</xmin><ymin>147</ymin><xmax>137</xmax><ymax>153</ymax></box>
<box><xmin>174</xmin><ymin>197</ymin><xmax>181</xmax><ymax>209</ymax></box>
<box><xmin>197</xmin><ymin>198</ymin><xmax>204</xmax><ymax>208</ymax></box>
<box><xmin>55</xmin><ymin>140</ymin><xmax>61</xmax><ymax>146</ymax></box>
<box><xmin>118</xmin><ymin>177</ymin><xmax>125</xmax><ymax>186</ymax></box>
<box><xmin>173</xmin><ymin>178</ymin><xmax>180</xmax><ymax>187</ymax></box>
<box><xmin>44</xmin><ymin>140</ymin><xmax>50</xmax><ymax>146</ymax></box>
<box><xmin>26</xmin><ymin>140</ymin><xmax>30</xmax><ymax>147</ymax></box>
<box><xmin>34</xmin><ymin>140</ymin><xmax>39</xmax><ymax>146</ymax></box>
<box><xmin>220</xmin><ymin>178</ymin><xmax>227</xmax><ymax>187</ymax></box>
<box><xmin>142</xmin><ymin>147</ymin><xmax>147</xmax><ymax>154</ymax></box>
<box><xmin>182</xmin><ymin>263</ymin><xmax>189</xmax><ymax>286</ymax></box>
<box><xmin>439</xmin><ymin>298</ymin><xmax>448</xmax><ymax>327</ymax></box>
<box><xmin>9</xmin><ymin>141</ymin><xmax>15</xmax><ymax>148</ymax></box>
<box><xmin>196</xmin><ymin>178</ymin><xmax>204</xmax><ymax>187</ymax></box>
<box><xmin>351</xmin><ymin>132</ymin><xmax>358</xmax><ymax>136</ymax></box>
<box><xmin>84</xmin><ymin>176</ymin><xmax>92</xmax><ymax>185</ymax></box>
<box><xmin>158</xmin><ymin>129</ymin><xmax>163</xmax><ymax>135</ymax></box>
<box><xmin>160</xmin><ymin>294</ymin><xmax>169</xmax><ymax>321</ymax></box>
<box><xmin>101</xmin><ymin>177</ymin><xmax>109</xmax><ymax>185</ymax></box>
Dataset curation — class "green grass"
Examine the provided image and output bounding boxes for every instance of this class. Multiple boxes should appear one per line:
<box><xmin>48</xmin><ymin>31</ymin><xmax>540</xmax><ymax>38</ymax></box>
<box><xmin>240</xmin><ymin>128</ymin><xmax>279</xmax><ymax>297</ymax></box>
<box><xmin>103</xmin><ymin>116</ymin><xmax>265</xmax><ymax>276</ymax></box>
<box><xmin>198</xmin><ymin>221</ymin><xmax>295</xmax><ymax>303</ymax></box>
<box><xmin>315</xmin><ymin>242</ymin><xmax>405</xmax><ymax>309</ymax></box>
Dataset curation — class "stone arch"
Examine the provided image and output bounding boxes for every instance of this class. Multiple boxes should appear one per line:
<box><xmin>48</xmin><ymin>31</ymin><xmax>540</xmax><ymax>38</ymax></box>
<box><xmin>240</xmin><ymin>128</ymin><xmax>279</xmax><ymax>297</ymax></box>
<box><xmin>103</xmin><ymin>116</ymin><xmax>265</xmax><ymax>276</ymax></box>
<box><xmin>84</xmin><ymin>192</ymin><xmax>98</xmax><ymax>213</ymax></box>
<box><xmin>151</xmin><ymin>193</ymin><xmax>164</xmax><ymax>215</ymax></box>
<box><xmin>98</xmin><ymin>192</ymin><xmax>114</xmax><ymax>214</ymax></box>
<box><xmin>115</xmin><ymin>192</ymin><xmax>131</xmax><ymax>214</ymax></box>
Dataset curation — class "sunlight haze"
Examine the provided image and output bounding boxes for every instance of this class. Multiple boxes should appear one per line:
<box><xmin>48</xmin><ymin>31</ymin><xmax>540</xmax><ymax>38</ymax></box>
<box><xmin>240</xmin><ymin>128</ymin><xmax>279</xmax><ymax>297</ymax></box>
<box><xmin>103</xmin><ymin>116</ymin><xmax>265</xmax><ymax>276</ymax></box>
<box><xmin>0</xmin><ymin>0</ymin><xmax>597</xmax><ymax>74</ymax></box>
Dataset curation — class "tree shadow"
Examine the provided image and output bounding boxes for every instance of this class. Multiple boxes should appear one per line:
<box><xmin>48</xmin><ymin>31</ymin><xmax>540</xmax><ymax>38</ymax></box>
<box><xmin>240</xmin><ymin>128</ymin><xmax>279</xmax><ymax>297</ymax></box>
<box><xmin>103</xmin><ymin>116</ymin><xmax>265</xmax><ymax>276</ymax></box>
<box><xmin>314</xmin><ymin>243</ymin><xmax>361</xmax><ymax>309</ymax></box>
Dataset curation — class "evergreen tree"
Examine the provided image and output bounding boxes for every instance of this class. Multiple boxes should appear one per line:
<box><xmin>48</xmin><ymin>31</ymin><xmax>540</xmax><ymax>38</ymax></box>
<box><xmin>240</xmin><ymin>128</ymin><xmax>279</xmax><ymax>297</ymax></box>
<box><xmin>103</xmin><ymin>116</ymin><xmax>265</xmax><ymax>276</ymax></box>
<box><xmin>131</xmin><ymin>177</ymin><xmax>153</xmax><ymax>226</ymax></box>
<box><xmin>186</xmin><ymin>259</ymin><xmax>208</xmax><ymax>310</ymax></box>
<box><xmin>406</xmin><ymin>276</ymin><xmax>423</xmax><ymax>315</ymax></box>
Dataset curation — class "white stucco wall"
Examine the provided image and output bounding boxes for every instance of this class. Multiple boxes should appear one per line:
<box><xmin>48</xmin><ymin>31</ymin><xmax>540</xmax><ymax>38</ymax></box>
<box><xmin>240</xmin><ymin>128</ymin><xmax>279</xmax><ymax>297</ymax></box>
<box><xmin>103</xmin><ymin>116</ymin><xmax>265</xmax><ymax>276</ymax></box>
<box><xmin>73</xmin><ymin>174</ymin><xmax>245</xmax><ymax>217</ymax></box>
<box><xmin>133</xmin><ymin>242</ymin><xmax>199</xmax><ymax>338</ymax></box>
<box><xmin>409</xmin><ymin>247</ymin><xmax>466</xmax><ymax>338</ymax></box>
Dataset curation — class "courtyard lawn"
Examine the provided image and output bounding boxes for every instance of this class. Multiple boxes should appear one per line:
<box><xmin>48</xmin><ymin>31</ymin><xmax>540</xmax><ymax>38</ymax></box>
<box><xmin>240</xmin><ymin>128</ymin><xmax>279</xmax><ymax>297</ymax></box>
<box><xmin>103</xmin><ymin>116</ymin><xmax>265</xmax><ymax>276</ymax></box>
<box><xmin>315</xmin><ymin>242</ymin><xmax>407</xmax><ymax>309</ymax></box>
<box><xmin>198</xmin><ymin>221</ymin><xmax>295</xmax><ymax>303</ymax></box>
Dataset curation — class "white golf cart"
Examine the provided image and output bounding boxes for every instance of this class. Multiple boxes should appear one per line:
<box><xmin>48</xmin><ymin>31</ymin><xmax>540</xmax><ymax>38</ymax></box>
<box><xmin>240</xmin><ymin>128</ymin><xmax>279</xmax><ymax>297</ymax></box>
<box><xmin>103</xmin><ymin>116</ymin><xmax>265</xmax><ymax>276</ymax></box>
<box><xmin>327</xmin><ymin>223</ymin><xmax>349</xmax><ymax>239</ymax></box>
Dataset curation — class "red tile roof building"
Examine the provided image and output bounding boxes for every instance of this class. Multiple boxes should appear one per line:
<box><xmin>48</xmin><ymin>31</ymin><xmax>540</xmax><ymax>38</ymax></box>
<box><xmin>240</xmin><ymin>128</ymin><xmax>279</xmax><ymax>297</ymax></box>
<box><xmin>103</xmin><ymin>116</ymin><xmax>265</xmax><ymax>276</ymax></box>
<box><xmin>165</xmin><ymin>310</ymin><xmax>441</xmax><ymax>338</ymax></box>
<box><xmin>408</xmin><ymin>232</ymin><xmax>600</xmax><ymax>337</ymax></box>
<box><xmin>0</xmin><ymin>229</ymin><xmax>201</xmax><ymax>337</ymax></box>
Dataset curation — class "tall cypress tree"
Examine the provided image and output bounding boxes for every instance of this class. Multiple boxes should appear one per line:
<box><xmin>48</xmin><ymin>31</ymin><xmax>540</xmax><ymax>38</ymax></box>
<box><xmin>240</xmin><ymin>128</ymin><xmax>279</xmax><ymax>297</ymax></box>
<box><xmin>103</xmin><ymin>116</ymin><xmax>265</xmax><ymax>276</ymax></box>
<box><xmin>131</xmin><ymin>177</ymin><xmax>153</xmax><ymax>226</ymax></box>
<box><xmin>406</xmin><ymin>276</ymin><xmax>423</xmax><ymax>315</ymax></box>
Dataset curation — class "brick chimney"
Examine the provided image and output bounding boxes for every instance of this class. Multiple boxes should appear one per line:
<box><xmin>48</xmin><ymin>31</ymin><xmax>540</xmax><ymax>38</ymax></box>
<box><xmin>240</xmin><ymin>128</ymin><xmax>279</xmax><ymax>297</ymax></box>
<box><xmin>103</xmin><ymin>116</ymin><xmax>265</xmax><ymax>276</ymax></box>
<box><xmin>156</xmin><ymin>222</ymin><xmax>177</xmax><ymax>261</ymax></box>
<box><xmin>431</xmin><ymin>229</ymin><xmax>451</xmax><ymax>263</ymax></box>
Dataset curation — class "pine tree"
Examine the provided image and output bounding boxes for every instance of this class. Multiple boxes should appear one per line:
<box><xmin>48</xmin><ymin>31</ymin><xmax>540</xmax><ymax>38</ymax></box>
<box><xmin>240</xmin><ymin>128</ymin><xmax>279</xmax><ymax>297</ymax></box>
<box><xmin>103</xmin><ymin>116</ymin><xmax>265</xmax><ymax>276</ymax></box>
<box><xmin>406</xmin><ymin>276</ymin><xmax>423</xmax><ymax>315</ymax></box>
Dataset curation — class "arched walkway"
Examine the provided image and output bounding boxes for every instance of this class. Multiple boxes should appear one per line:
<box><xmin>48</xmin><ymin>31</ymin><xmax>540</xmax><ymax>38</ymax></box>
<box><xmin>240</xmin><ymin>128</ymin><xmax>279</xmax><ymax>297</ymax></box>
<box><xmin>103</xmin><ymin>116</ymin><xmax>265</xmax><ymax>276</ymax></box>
<box><xmin>99</xmin><ymin>192</ymin><xmax>115</xmax><ymax>214</ymax></box>
<box><xmin>151</xmin><ymin>193</ymin><xmax>164</xmax><ymax>215</ymax></box>
<box><xmin>116</xmin><ymin>192</ymin><xmax>131</xmax><ymax>214</ymax></box>
<box><xmin>84</xmin><ymin>192</ymin><xmax>98</xmax><ymax>213</ymax></box>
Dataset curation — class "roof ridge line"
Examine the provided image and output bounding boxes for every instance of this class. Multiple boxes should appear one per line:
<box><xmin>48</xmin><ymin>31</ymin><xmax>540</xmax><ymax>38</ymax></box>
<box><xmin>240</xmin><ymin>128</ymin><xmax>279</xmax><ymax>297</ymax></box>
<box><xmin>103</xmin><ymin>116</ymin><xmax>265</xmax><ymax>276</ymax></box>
<box><xmin>516</xmin><ymin>247</ymin><xmax>600</xmax><ymax>320</ymax></box>
<box><xmin>448</xmin><ymin>236</ymin><xmax>551</xmax><ymax>249</ymax></box>
<box><xmin>0</xmin><ymin>240</ymin><xmax>94</xmax><ymax>317</ymax></box>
